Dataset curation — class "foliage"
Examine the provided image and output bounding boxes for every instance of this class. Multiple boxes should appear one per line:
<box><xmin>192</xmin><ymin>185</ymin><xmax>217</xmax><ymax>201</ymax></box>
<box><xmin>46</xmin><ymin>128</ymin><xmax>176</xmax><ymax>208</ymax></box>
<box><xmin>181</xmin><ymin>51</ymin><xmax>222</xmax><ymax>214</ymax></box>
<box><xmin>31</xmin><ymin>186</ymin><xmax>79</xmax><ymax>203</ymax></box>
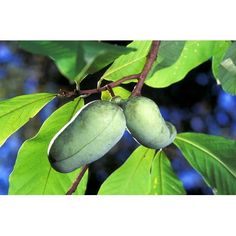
<box><xmin>217</xmin><ymin>42</ymin><xmax>236</xmax><ymax>94</ymax></box>
<box><xmin>98</xmin><ymin>146</ymin><xmax>155</xmax><ymax>195</ymax></box>
<box><xmin>101</xmin><ymin>41</ymin><xmax>152</xmax><ymax>83</ymax></box>
<box><xmin>101</xmin><ymin>86</ymin><xmax>131</xmax><ymax>101</ymax></box>
<box><xmin>99</xmin><ymin>147</ymin><xmax>185</xmax><ymax>195</ymax></box>
<box><xmin>20</xmin><ymin>41</ymin><xmax>134</xmax><ymax>83</ymax></box>
<box><xmin>9</xmin><ymin>97</ymin><xmax>88</xmax><ymax>194</ymax></box>
<box><xmin>145</xmin><ymin>41</ymin><xmax>231</xmax><ymax>88</ymax></box>
<box><xmin>149</xmin><ymin>151</ymin><xmax>185</xmax><ymax>195</ymax></box>
<box><xmin>0</xmin><ymin>93</ymin><xmax>56</xmax><ymax>147</ymax></box>
<box><xmin>101</xmin><ymin>41</ymin><xmax>185</xmax><ymax>85</ymax></box>
<box><xmin>1</xmin><ymin>40</ymin><xmax>235</xmax><ymax>195</ymax></box>
<box><xmin>174</xmin><ymin>133</ymin><xmax>236</xmax><ymax>194</ymax></box>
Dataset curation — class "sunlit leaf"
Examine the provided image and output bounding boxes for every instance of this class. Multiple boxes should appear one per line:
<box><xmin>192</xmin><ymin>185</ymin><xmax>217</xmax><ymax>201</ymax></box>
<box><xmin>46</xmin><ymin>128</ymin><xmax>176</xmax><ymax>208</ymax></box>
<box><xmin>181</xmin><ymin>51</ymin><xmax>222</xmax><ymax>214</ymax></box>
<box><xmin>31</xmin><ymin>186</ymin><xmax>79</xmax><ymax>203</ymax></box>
<box><xmin>9</xmin><ymin>97</ymin><xmax>88</xmax><ymax>195</ymax></box>
<box><xmin>148</xmin><ymin>41</ymin><xmax>185</xmax><ymax>75</ymax></box>
<box><xmin>145</xmin><ymin>41</ymin><xmax>218</xmax><ymax>88</ymax></box>
<box><xmin>102</xmin><ymin>41</ymin><xmax>152</xmax><ymax>83</ymax></box>
<box><xmin>0</xmin><ymin>93</ymin><xmax>56</xmax><ymax>147</ymax></box>
<box><xmin>102</xmin><ymin>41</ymin><xmax>185</xmax><ymax>84</ymax></box>
<box><xmin>150</xmin><ymin>151</ymin><xmax>185</xmax><ymax>195</ymax></box>
<box><xmin>174</xmin><ymin>132</ymin><xmax>236</xmax><ymax>194</ymax></box>
<box><xmin>98</xmin><ymin>146</ymin><xmax>155</xmax><ymax>195</ymax></box>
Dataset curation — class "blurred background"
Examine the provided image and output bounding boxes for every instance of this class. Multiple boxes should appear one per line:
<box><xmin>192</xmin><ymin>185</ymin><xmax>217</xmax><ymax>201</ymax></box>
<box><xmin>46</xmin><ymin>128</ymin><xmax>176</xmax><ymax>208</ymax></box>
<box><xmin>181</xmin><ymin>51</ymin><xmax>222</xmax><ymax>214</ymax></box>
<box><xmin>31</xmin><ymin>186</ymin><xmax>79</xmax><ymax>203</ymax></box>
<box><xmin>0</xmin><ymin>41</ymin><xmax>236</xmax><ymax>195</ymax></box>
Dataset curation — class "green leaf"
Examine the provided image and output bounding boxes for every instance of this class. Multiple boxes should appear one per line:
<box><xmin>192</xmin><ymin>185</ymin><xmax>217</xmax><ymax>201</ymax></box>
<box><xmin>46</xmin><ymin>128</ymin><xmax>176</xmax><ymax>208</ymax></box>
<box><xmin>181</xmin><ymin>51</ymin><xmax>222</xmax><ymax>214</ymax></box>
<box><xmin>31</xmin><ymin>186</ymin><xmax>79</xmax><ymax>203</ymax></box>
<box><xmin>174</xmin><ymin>132</ymin><xmax>236</xmax><ymax>194</ymax></box>
<box><xmin>9</xmin><ymin>97</ymin><xmax>88</xmax><ymax>195</ymax></box>
<box><xmin>148</xmin><ymin>41</ymin><xmax>185</xmax><ymax>76</ymax></box>
<box><xmin>145</xmin><ymin>41</ymin><xmax>219</xmax><ymax>88</ymax></box>
<box><xmin>0</xmin><ymin>93</ymin><xmax>56</xmax><ymax>147</ymax></box>
<box><xmin>101</xmin><ymin>41</ymin><xmax>152</xmax><ymax>82</ymax></box>
<box><xmin>217</xmin><ymin>42</ymin><xmax>236</xmax><ymax>94</ymax></box>
<box><xmin>98</xmin><ymin>146</ymin><xmax>155</xmax><ymax>195</ymax></box>
<box><xmin>212</xmin><ymin>41</ymin><xmax>232</xmax><ymax>83</ymax></box>
<box><xmin>101</xmin><ymin>86</ymin><xmax>131</xmax><ymax>101</ymax></box>
<box><xmin>150</xmin><ymin>151</ymin><xmax>185</xmax><ymax>195</ymax></box>
<box><xmin>102</xmin><ymin>41</ymin><xmax>185</xmax><ymax>84</ymax></box>
<box><xmin>20</xmin><ymin>41</ymin><xmax>134</xmax><ymax>83</ymax></box>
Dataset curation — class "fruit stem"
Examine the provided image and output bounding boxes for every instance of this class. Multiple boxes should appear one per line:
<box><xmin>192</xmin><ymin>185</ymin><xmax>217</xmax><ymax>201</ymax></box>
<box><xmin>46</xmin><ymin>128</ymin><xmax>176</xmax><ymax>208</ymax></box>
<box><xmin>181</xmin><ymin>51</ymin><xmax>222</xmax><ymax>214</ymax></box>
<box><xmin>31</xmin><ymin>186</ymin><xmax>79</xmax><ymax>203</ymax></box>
<box><xmin>66</xmin><ymin>164</ymin><xmax>89</xmax><ymax>195</ymax></box>
<box><xmin>106</xmin><ymin>84</ymin><xmax>115</xmax><ymax>97</ymax></box>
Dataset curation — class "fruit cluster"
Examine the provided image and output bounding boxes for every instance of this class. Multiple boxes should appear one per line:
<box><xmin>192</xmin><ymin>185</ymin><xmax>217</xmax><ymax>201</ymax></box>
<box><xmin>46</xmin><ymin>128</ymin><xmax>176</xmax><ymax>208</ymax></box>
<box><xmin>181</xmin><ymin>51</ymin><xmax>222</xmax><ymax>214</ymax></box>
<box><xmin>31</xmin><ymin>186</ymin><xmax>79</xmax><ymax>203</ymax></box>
<box><xmin>48</xmin><ymin>96</ymin><xmax>177</xmax><ymax>173</ymax></box>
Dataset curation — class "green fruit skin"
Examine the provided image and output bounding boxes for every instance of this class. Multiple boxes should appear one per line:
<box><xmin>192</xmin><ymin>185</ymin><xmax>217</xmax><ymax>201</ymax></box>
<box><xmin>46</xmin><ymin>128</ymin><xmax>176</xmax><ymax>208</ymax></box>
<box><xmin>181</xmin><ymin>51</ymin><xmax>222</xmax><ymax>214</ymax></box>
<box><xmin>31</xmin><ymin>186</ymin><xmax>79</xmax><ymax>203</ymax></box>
<box><xmin>48</xmin><ymin>100</ymin><xmax>126</xmax><ymax>173</ymax></box>
<box><xmin>122</xmin><ymin>96</ymin><xmax>177</xmax><ymax>149</ymax></box>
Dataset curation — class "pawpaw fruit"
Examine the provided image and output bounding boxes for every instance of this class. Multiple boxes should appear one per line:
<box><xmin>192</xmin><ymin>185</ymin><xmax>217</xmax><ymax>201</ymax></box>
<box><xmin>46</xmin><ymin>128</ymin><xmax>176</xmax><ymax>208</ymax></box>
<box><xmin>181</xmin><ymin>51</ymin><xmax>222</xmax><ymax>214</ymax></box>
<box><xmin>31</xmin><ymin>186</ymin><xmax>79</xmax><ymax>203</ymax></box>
<box><xmin>48</xmin><ymin>100</ymin><xmax>126</xmax><ymax>173</ymax></box>
<box><xmin>122</xmin><ymin>96</ymin><xmax>176</xmax><ymax>149</ymax></box>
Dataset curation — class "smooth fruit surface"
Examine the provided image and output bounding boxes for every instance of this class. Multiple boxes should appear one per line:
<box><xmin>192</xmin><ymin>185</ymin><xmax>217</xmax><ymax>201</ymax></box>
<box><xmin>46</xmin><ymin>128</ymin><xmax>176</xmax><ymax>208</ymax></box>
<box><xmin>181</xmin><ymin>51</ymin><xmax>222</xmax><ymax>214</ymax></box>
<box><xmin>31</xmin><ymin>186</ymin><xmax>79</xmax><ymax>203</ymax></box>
<box><xmin>122</xmin><ymin>96</ymin><xmax>176</xmax><ymax>149</ymax></box>
<box><xmin>48</xmin><ymin>100</ymin><xmax>126</xmax><ymax>173</ymax></box>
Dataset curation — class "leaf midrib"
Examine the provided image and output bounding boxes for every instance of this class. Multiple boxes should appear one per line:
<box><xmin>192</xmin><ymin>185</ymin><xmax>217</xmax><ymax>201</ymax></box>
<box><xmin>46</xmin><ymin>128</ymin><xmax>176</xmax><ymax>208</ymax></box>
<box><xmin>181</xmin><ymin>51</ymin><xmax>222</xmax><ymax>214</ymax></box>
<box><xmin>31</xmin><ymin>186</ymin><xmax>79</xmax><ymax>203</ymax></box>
<box><xmin>175</xmin><ymin>136</ymin><xmax>236</xmax><ymax>179</ymax></box>
<box><xmin>102</xmin><ymin>43</ymin><xmax>151</xmax><ymax>79</ymax></box>
<box><xmin>121</xmin><ymin>149</ymin><xmax>150</xmax><ymax>193</ymax></box>
<box><xmin>0</xmin><ymin>94</ymin><xmax>55</xmax><ymax>119</ymax></box>
<box><xmin>102</xmin><ymin>57</ymin><xmax>145</xmax><ymax>79</ymax></box>
<box><xmin>157</xmin><ymin>152</ymin><xmax>163</xmax><ymax>194</ymax></box>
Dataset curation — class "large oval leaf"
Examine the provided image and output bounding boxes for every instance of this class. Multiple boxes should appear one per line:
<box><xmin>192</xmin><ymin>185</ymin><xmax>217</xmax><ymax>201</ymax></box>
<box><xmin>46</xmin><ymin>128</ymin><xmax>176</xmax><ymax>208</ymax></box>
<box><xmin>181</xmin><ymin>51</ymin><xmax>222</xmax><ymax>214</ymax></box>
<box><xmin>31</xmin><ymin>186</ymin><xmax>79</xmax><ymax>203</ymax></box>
<box><xmin>174</xmin><ymin>132</ymin><xmax>236</xmax><ymax>194</ymax></box>
<box><xmin>9</xmin><ymin>97</ymin><xmax>88</xmax><ymax>195</ymax></box>
<box><xmin>102</xmin><ymin>41</ymin><xmax>185</xmax><ymax>84</ymax></box>
<box><xmin>20</xmin><ymin>41</ymin><xmax>134</xmax><ymax>83</ymax></box>
<box><xmin>98</xmin><ymin>146</ymin><xmax>155</xmax><ymax>195</ymax></box>
<box><xmin>150</xmin><ymin>151</ymin><xmax>185</xmax><ymax>195</ymax></box>
<box><xmin>145</xmin><ymin>41</ymin><xmax>218</xmax><ymax>88</ymax></box>
<box><xmin>147</xmin><ymin>41</ymin><xmax>185</xmax><ymax>75</ymax></box>
<box><xmin>0</xmin><ymin>93</ymin><xmax>56</xmax><ymax>147</ymax></box>
<box><xmin>101</xmin><ymin>41</ymin><xmax>152</xmax><ymax>82</ymax></box>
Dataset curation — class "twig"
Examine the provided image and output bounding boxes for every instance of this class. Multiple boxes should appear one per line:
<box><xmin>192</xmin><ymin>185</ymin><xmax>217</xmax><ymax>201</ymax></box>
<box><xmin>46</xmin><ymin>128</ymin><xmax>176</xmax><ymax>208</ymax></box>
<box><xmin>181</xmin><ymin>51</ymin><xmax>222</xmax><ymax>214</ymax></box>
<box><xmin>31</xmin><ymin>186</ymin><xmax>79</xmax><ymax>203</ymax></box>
<box><xmin>59</xmin><ymin>41</ymin><xmax>160</xmax><ymax>99</ymax></box>
<box><xmin>131</xmin><ymin>41</ymin><xmax>161</xmax><ymax>96</ymax></box>
<box><xmin>58</xmin><ymin>74</ymin><xmax>139</xmax><ymax>98</ymax></box>
<box><xmin>66</xmin><ymin>165</ymin><xmax>89</xmax><ymax>195</ymax></box>
<box><xmin>79</xmin><ymin>74</ymin><xmax>140</xmax><ymax>96</ymax></box>
<box><xmin>59</xmin><ymin>41</ymin><xmax>160</xmax><ymax>98</ymax></box>
<box><xmin>58</xmin><ymin>89</ymin><xmax>79</xmax><ymax>98</ymax></box>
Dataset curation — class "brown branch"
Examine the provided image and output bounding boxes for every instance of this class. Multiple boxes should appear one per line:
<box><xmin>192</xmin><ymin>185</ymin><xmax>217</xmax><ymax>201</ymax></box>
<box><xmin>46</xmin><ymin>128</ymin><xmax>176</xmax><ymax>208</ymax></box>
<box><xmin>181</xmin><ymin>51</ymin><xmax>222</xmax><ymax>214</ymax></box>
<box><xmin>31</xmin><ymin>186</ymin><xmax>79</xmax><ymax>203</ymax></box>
<box><xmin>59</xmin><ymin>41</ymin><xmax>160</xmax><ymax>98</ymax></box>
<box><xmin>79</xmin><ymin>74</ymin><xmax>140</xmax><ymax>96</ymax></box>
<box><xmin>66</xmin><ymin>165</ymin><xmax>89</xmax><ymax>195</ymax></box>
<box><xmin>58</xmin><ymin>89</ymin><xmax>79</xmax><ymax>98</ymax></box>
<box><xmin>131</xmin><ymin>41</ymin><xmax>161</xmax><ymax>96</ymax></box>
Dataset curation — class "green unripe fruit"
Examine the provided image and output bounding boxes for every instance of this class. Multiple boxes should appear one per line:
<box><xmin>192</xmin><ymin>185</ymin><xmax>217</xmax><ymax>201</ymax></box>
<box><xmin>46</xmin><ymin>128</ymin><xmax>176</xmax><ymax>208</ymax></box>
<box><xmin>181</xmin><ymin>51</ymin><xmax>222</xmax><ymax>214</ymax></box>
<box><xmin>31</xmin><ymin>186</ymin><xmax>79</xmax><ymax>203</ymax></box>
<box><xmin>48</xmin><ymin>100</ymin><xmax>126</xmax><ymax>173</ymax></box>
<box><xmin>122</xmin><ymin>96</ymin><xmax>177</xmax><ymax>149</ymax></box>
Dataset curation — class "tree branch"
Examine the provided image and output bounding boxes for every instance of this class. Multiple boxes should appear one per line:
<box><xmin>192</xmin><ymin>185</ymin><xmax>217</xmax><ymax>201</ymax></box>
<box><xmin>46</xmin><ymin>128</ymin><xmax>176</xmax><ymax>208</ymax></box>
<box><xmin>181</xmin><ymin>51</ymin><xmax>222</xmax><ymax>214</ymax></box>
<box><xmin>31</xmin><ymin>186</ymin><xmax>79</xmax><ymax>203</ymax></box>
<box><xmin>66</xmin><ymin>165</ymin><xmax>89</xmax><ymax>195</ymax></box>
<box><xmin>79</xmin><ymin>74</ymin><xmax>140</xmax><ymax>96</ymax></box>
<box><xmin>58</xmin><ymin>40</ymin><xmax>161</xmax><ymax>98</ymax></box>
<box><xmin>131</xmin><ymin>41</ymin><xmax>161</xmax><ymax>96</ymax></box>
